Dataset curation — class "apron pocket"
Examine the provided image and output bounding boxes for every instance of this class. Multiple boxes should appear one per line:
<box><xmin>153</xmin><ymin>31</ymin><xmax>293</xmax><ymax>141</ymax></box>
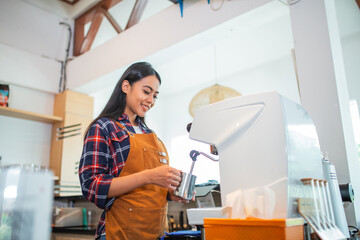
<box><xmin>127</xmin><ymin>207</ymin><xmax>166</xmax><ymax>239</ymax></box>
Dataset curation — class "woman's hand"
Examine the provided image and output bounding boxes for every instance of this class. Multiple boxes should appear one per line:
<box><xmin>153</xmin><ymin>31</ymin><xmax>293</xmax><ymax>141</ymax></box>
<box><xmin>145</xmin><ymin>165</ymin><xmax>181</xmax><ymax>192</ymax></box>
<box><xmin>108</xmin><ymin>166</ymin><xmax>196</xmax><ymax>199</ymax></box>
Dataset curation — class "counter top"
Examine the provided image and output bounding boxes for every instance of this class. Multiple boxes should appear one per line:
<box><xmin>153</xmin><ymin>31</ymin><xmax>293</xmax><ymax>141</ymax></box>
<box><xmin>52</xmin><ymin>226</ymin><xmax>96</xmax><ymax>235</ymax></box>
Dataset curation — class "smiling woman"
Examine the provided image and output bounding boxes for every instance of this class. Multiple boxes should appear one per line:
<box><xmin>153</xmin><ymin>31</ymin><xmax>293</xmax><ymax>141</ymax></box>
<box><xmin>85</xmin><ymin>62</ymin><xmax>162</xmax><ymax>131</ymax></box>
<box><xmin>121</xmin><ymin>75</ymin><xmax>160</xmax><ymax>126</ymax></box>
<box><xmin>78</xmin><ymin>62</ymin><xmax>191</xmax><ymax>240</ymax></box>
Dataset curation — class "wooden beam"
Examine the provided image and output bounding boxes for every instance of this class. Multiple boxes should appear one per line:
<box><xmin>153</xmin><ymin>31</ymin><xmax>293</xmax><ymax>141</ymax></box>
<box><xmin>74</xmin><ymin>6</ymin><xmax>97</xmax><ymax>56</ymax></box>
<box><xmin>79</xmin><ymin>0</ymin><xmax>122</xmax><ymax>24</ymax></box>
<box><xmin>73</xmin><ymin>0</ymin><xmax>149</xmax><ymax>56</ymax></box>
<box><xmin>126</xmin><ymin>0</ymin><xmax>149</xmax><ymax>29</ymax></box>
<box><xmin>80</xmin><ymin>7</ymin><xmax>104</xmax><ymax>53</ymax></box>
<box><xmin>99</xmin><ymin>7</ymin><xmax>123</xmax><ymax>33</ymax></box>
<box><xmin>102</xmin><ymin>0</ymin><xmax>123</xmax><ymax>10</ymax></box>
<box><xmin>356</xmin><ymin>0</ymin><xmax>360</xmax><ymax>9</ymax></box>
<box><xmin>74</xmin><ymin>15</ymin><xmax>85</xmax><ymax>56</ymax></box>
<box><xmin>73</xmin><ymin>0</ymin><xmax>123</xmax><ymax>56</ymax></box>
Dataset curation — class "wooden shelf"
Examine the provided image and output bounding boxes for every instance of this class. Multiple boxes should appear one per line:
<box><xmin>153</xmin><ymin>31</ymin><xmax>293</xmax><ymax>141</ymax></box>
<box><xmin>0</xmin><ymin>106</ymin><xmax>63</xmax><ymax>123</ymax></box>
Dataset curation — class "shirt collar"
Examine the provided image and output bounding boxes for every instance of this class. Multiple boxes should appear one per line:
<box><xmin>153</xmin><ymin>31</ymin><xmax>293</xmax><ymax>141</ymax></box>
<box><xmin>118</xmin><ymin>114</ymin><xmax>143</xmax><ymax>127</ymax></box>
<box><xmin>118</xmin><ymin>113</ymin><xmax>129</xmax><ymax>121</ymax></box>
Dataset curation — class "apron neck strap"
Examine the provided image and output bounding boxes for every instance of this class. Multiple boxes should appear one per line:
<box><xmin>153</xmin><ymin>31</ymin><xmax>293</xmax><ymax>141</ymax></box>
<box><xmin>115</xmin><ymin>121</ymin><xmax>134</xmax><ymax>136</ymax></box>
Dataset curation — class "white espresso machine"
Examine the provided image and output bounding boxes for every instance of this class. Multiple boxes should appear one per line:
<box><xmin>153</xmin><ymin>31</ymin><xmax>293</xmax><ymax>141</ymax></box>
<box><xmin>187</xmin><ymin>91</ymin><xmax>350</xmax><ymax>238</ymax></box>
<box><xmin>189</xmin><ymin>91</ymin><xmax>323</xmax><ymax>218</ymax></box>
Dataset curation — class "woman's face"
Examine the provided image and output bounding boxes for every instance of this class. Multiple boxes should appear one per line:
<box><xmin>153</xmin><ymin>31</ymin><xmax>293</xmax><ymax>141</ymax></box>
<box><xmin>122</xmin><ymin>75</ymin><xmax>160</xmax><ymax>121</ymax></box>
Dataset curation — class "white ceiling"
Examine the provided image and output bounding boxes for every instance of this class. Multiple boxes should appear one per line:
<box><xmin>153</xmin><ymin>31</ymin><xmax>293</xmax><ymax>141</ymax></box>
<box><xmin>151</xmin><ymin>1</ymin><xmax>292</xmax><ymax>96</ymax></box>
<box><xmin>21</xmin><ymin>0</ymin><xmax>294</xmax><ymax>97</ymax></box>
<box><xmin>15</xmin><ymin>0</ymin><xmax>359</xmax><ymax>99</ymax></box>
<box><xmin>21</xmin><ymin>0</ymin><xmax>174</xmax><ymax>20</ymax></box>
<box><xmin>21</xmin><ymin>0</ymin><xmax>100</xmax><ymax>19</ymax></box>
<box><xmin>73</xmin><ymin>0</ymin><xmax>294</xmax><ymax>97</ymax></box>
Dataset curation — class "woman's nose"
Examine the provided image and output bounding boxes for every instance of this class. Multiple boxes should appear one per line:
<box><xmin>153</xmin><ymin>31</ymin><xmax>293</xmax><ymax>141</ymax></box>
<box><xmin>147</xmin><ymin>95</ymin><xmax>155</xmax><ymax>104</ymax></box>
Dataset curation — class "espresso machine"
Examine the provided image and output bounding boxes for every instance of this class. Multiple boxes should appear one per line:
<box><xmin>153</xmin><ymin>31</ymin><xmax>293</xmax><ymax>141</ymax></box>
<box><xmin>186</xmin><ymin>92</ymin><xmax>350</xmax><ymax>238</ymax></box>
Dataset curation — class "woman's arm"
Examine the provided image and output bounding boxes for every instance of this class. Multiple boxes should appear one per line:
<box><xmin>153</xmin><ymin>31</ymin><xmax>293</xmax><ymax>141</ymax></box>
<box><xmin>108</xmin><ymin>165</ymin><xmax>181</xmax><ymax>198</ymax></box>
<box><xmin>79</xmin><ymin>121</ymin><xmax>115</xmax><ymax>209</ymax></box>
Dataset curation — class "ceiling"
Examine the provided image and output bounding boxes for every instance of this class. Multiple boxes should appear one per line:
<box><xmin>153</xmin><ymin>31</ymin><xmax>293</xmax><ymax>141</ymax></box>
<box><xmin>21</xmin><ymin>0</ymin><xmax>174</xmax><ymax>19</ymax></box>
<box><xmin>21</xmin><ymin>0</ymin><xmax>100</xmax><ymax>19</ymax></box>
<box><xmin>20</xmin><ymin>0</ymin><xmax>294</xmax><ymax>97</ymax></box>
<box><xmin>72</xmin><ymin>0</ymin><xmax>293</xmax><ymax>97</ymax></box>
<box><xmin>15</xmin><ymin>0</ymin><xmax>359</xmax><ymax>99</ymax></box>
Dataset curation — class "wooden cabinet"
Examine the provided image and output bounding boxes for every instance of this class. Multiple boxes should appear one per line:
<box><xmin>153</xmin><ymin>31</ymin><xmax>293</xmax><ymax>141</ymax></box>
<box><xmin>50</xmin><ymin>90</ymin><xmax>93</xmax><ymax>196</ymax></box>
<box><xmin>0</xmin><ymin>90</ymin><xmax>93</xmax><ymax>196</ymax></box>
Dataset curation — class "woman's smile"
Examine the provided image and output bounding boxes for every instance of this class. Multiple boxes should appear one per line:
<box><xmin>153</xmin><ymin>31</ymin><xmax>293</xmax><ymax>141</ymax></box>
<box><xmin>141</xmin><ymin>104</ymin><xmax>150</xmax><ymax>112</ymax></box>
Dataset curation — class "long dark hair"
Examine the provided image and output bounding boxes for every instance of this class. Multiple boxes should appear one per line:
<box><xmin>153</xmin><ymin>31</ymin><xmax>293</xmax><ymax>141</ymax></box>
<box><xmin>85</xmin><ymin>62</ymin><xmax>161</xmax><ymax>137</ymax></box>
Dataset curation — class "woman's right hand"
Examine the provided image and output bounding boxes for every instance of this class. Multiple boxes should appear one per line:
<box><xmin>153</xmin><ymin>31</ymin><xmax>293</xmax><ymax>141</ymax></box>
<box><xmin>145</xmin><ymin>165</ymin><xmax>181</xmax><ymax>192</ymax></box>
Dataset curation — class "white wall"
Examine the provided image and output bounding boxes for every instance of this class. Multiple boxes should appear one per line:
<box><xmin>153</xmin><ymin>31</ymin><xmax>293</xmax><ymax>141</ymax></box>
<box><xmin>0</xmin><ymin>85</ymin><xmax>54</xmax><ymax>167</ymax></box>
<box><xmin>0</xmin><ymin>0</ymin><xmax>72</xmax><ymax>93</ymax></box>
<box><xmin>0</xmin><ymin>0</ymin><xmax>71</xmax><ymax>167</ymax></box>
<box><xmin>0</xmin><ymin>44</ymin><xmax>61</xmax><ymax>93</ymax></box>
<box><xmin>0</xmin><ymin>1</ymin><xmax>69</xmax><ymax>59</ymax></box>
<box><xmin>336</xmin><ymin>0</ymin><xmax>360</xmax><ymax>226</ymax></box>
<box><xmin>0</xmin><ymin>0</ymin><xmax>73</xmax><ymax>92</ymax></box>
<box><xmin>289</xmin><ymin>0</ymin><xmax>360</xmax><ymax>226</ymax></box>
<box><xmin>342</xmin><ymin>33</ymin><xmax>360</xmax><ymax>105</ymax></box>
<box><xmin>335</xmin><ymin>0</ymin><xmax>360</xmax><ymax>115</ymax></box>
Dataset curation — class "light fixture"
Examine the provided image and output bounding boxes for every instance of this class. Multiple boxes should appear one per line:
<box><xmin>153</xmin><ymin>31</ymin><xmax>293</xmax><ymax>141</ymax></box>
<box><xmin>189</xmin><ymin>84</ymin><xmax>241</xmax><ymax>117</ymax></box>
<box><xmin>189</xmin><ymin>44</ymin><xmax>241</xmax><ymax>117</ymax></box>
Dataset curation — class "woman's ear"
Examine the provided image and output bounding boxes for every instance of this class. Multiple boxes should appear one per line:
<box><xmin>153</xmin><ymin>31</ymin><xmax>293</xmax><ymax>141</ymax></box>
<box><xmin>122</xmin><ymin>80</ymin><xmax>130</xmax><ymax>93</ymax></box>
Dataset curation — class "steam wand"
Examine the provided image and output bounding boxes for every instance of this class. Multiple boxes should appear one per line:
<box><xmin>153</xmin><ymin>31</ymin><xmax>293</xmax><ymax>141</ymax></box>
<box><xmin>188</xmin><ymin>150</ymin><xmax>219</xmax><ymax>175</ymax></box>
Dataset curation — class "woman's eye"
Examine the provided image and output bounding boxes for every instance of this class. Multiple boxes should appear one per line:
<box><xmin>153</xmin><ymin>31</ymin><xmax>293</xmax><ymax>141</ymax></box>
<box><xmin>154</xmin><ymin>95</ymin><xmax>158</xmax><ymax>99</ymax></box>
<box><xmin>144</xmin><ymin>90</ymin><xmax>150</xmax><ymax>94</ymax></box>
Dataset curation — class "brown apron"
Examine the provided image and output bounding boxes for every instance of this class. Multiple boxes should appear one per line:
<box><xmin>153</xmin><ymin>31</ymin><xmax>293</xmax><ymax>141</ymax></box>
<box><xmin>105</xmin><ymin>123</ymin><xmax>169</xmax><ymax>240</ymax></box>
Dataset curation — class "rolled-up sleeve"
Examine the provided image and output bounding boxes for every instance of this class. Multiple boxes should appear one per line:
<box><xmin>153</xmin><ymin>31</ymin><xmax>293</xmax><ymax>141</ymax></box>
<box><xmin>79</xmin><ymin>123</ymin><xmax>114</xmax><ymax>209</ymax></box>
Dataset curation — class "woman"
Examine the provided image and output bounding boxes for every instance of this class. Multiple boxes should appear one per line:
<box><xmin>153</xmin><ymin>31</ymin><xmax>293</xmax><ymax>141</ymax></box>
<box><xmin>79</xmin><ymin>62</ymin><xmax>187</xmax><ymax>240</ymax></box>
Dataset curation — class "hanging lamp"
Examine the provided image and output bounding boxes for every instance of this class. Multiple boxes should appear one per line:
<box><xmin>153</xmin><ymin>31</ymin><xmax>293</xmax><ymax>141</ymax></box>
<box><xmin>188</xmin><ymin>43</ymin><xmax>241</xmax><ymax>117</ymax></box>
<box><xmin>189</xmin><ymin>84</ymin><xmax>241</xmax><ymax>117</ymax></box>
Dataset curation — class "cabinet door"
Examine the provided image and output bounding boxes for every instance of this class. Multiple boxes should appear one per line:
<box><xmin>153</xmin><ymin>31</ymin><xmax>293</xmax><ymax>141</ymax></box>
<box><xmin>60</xmin><ymin>114</ymin><xmax>92</xmax><ymax>186</ymax></box>
<box><xmin>50</xmin><ymin>90</ymin><xmax>93</xmax><ymax>196</ymax></box>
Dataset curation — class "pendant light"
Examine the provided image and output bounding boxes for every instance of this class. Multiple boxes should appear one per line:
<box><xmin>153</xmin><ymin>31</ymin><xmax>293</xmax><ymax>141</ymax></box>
<box><xmin>189</xmin><ymin>44</ymin><xmax>241</xmax><ymax>117</ymax></box>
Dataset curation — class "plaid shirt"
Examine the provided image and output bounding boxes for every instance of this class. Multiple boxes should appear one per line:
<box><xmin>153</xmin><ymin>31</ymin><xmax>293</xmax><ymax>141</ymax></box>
<box><xmin>79</xmin><ymin>114</ymin><xmax>152</xmax><ymax>239</ymax></box>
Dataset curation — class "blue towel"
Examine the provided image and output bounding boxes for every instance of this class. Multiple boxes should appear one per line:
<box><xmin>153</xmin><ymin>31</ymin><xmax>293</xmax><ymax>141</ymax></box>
<box><xmin>160</xmin><ymin>230</ymin><xmax>201</xmax><ymax>240</ymax></box>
